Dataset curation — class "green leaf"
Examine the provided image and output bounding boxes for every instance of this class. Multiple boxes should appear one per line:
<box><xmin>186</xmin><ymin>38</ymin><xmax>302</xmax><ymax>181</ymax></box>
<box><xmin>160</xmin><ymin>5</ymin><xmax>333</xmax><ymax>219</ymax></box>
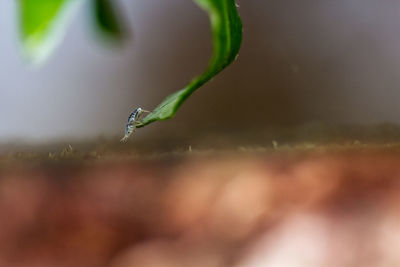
<box><xmin>18</xmin><ymin>0</ymin><xmax>80</xmax><ymax>63</ymax></box>
<box><xmin>138</xmin><ymin>0</ymin><xmax>242</xmax><ymax>127</ymax></box>
<box><xmin>92</xmin><ymin>0</ymin><xmax>128</xmax><ymax>42</ymax></box>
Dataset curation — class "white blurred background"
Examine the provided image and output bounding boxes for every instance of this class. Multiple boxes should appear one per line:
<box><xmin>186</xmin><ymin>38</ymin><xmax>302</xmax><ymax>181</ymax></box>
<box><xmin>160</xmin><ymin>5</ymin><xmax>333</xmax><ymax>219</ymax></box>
<box><xmin>2</xmin><ymin>0</ymin><xmax>400</xmax><ymax>142</ymax></box>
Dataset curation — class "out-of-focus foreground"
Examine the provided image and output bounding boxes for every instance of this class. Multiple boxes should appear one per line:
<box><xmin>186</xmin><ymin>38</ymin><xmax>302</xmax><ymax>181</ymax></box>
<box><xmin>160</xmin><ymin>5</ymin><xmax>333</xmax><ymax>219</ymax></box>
<box><xmin>1</xmin><ymin>147</ymin><xmax>400</xmax><ymax>267</ymax></box>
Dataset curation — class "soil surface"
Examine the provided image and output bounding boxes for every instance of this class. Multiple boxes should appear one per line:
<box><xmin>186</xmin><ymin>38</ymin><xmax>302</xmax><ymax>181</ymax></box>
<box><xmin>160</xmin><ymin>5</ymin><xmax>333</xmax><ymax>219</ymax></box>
<box><xmin>1</xmin><ymin>140</ymin><xmax>400</xmax><ymax>266</ymax></box>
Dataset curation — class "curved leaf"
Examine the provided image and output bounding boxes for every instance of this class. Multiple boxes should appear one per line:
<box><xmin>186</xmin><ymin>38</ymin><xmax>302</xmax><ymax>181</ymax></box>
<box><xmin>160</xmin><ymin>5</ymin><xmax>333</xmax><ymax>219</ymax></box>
<box><xmin>18</xmin><ymin>0</ymin><xmax>80</xmax><ymax>63</ymax></box>
<box><xmin>138</xmin><ymin>0</ymin><xmax>242</xmax><ymax>127</ymax></box>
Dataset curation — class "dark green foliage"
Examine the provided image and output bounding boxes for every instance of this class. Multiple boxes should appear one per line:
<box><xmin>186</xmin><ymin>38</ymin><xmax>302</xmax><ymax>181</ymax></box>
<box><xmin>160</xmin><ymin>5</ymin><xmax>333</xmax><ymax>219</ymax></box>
<box><xmin>92</xmin><ymin>0</ymin><xmax>127</xmax><ymax>42</ymax></box>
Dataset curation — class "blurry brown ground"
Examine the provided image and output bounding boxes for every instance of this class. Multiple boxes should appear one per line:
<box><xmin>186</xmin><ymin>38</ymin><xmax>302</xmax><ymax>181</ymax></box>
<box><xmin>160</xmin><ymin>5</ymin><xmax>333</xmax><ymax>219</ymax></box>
<box><xmin>2</xmin><ymin>126</ymin><xmax>400</xmax><ymax>267</ymax></box>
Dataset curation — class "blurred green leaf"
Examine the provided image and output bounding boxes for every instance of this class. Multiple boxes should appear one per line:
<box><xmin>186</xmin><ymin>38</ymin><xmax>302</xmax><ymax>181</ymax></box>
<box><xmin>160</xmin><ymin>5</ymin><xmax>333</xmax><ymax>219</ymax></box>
<box><xmin>18</xmin><ymin>0</ymin><xmax>80</xmax><ymax>62</ymax></box>
<box><xmin>139</xmin><ymin>0</ymin><xmax>242</xmax><ymax>127</ymax></box>
<box><xmin>92</xmin><ymin>0</ymin><xmax>127</xmax><ymax>42</ymax></box>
